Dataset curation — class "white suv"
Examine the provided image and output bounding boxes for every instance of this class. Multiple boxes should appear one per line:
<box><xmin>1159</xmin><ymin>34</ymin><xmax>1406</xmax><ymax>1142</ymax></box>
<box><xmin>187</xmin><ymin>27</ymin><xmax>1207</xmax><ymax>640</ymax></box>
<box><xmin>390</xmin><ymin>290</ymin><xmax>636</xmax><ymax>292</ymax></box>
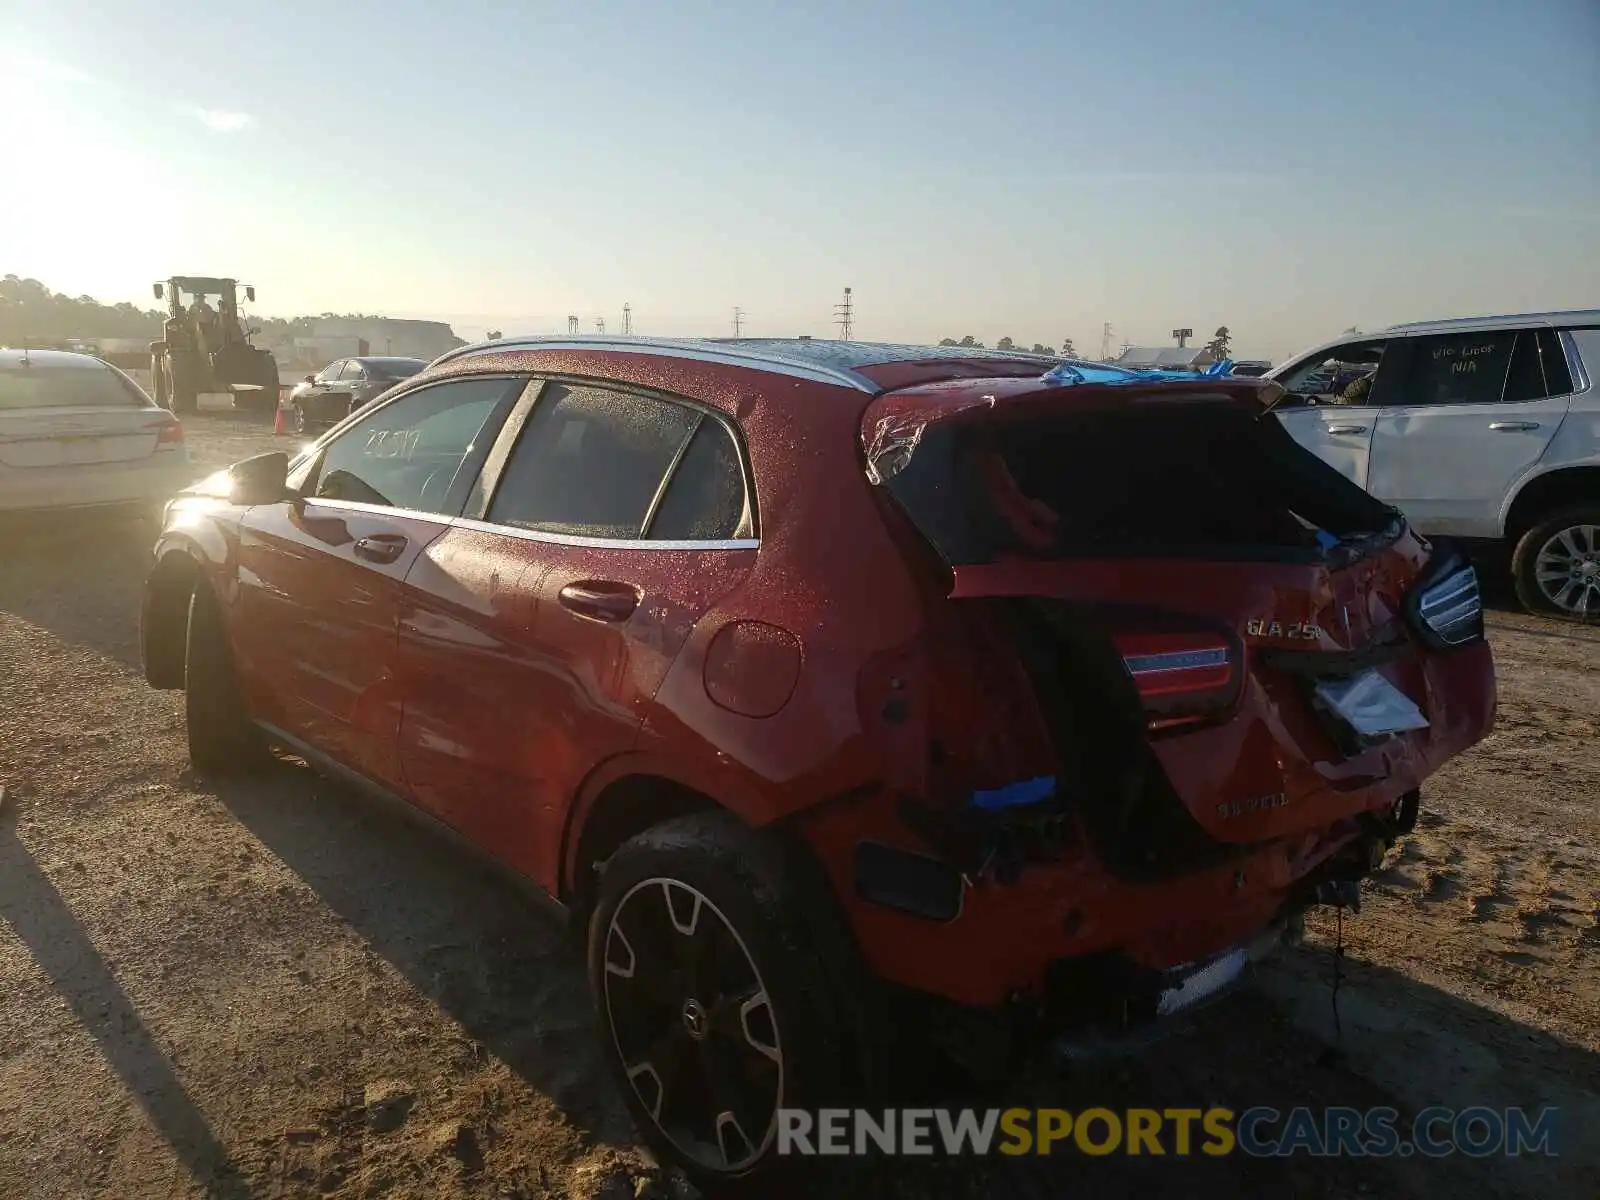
<box><xmin>1271</xmin><ymin>311</ymin><xmax>1599</xmax><ymax>620</ymax></box>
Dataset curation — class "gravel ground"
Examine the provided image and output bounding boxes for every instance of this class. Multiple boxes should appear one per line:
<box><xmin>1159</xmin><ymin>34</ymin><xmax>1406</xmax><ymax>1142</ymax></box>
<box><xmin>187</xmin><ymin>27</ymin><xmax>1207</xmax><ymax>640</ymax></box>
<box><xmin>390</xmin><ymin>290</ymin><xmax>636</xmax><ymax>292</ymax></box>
<box><xmin>1</xmin><ymin>412</ymin><xmax>1596</xmax><ymax>1199</ymax></box>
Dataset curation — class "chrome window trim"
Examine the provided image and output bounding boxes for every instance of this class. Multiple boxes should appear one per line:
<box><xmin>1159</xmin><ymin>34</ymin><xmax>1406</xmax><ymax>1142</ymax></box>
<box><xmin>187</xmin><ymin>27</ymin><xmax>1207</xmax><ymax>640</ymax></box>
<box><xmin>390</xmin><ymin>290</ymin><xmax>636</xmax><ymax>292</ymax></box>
<box><xmin>452</xmin><ymin>514</ymin><xmax>758</xmax><ymax>553</ymax></box>
<box><xmin>433</xmin><ymin>336</ymin><xmax>878</xmax><ymax>393</ymax></box>
<box><xmin>294</xmin><ymin>498</ymin><xmax>759</xmax><ymax>551</ymax></box>
<box><xmin>1558</xmin><ymin>329</ymin><xmax>1592</xmax><ymax>396</ymax></box>
<box><xmin>299</xmin><ymin>496</ymin><xmax>456</xmax><ymax>523</ymax></box>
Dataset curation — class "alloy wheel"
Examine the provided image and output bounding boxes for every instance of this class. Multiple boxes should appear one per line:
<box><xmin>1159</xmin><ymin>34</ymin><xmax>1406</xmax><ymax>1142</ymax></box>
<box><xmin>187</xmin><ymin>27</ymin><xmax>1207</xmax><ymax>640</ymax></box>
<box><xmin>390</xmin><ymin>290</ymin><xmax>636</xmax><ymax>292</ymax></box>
<box><xmin>1533</xmin><ymin>523</ymin><xmax>1600</xmax><ymax>616</ymax></box>
<box><xmin>602</xmin><ymin>877</ymin><xmax>784</xmax><ymax>1174</ymax></box>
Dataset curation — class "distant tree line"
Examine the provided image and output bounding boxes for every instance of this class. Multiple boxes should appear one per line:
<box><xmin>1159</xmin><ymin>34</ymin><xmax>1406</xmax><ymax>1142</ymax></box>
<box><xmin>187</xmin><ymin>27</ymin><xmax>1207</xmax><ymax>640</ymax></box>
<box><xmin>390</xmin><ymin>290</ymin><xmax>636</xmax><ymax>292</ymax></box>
<box><xmin>0</xmin><ymin>274</ymin><xmax>402</xmax><ymax>349</ymax></box>
<box><xmin>938</xmin><ymin>326</ymin><xmax>1237</xmax><ymax>363</ymax></box>
<box><xmin>1</xmin><ymin>274</ymin><xmax>164</xmax><ymax>341</ymax></box>
<box><xmin>938</xmin><ymin>334</ymin><xmax>1078</xmax><ymax>357</ymax></box>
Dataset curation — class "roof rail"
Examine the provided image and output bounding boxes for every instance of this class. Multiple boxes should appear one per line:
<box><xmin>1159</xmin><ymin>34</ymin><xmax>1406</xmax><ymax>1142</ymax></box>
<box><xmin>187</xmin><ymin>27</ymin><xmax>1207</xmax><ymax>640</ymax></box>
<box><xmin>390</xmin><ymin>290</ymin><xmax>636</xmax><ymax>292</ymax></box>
<box><xmin>1384</xmin><ymin>308</ymin><xmax>1600</xmax><ymax>332</ymax></box>
<box><xmin>432</xmin><ymin>334</ymin><xmax>879</xmax><ymax>392</ymax></box>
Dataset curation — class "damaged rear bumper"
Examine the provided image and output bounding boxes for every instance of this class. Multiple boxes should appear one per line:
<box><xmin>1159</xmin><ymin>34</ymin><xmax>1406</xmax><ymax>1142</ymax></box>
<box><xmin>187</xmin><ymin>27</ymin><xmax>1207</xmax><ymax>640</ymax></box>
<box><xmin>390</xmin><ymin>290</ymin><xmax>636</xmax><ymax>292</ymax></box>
<box><xmin>1044</xmin><ymin>915</ymin><xmax>1297</xmax><ymax>1063</ymax></box>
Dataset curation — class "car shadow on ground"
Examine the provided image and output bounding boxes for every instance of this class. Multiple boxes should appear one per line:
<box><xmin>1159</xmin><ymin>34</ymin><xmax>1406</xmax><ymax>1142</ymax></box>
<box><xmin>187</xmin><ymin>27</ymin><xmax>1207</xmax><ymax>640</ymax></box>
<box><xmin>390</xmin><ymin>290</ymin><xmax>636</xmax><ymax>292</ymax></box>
<box><xmin>204</xmin><ymin>759</ymin><xmax>639</xmax><ymax>1152</ymax></box>
<box><xmin>0</xmin><ymin>820</ymin><xmax>254</xmax><ymax>1199</ymax></box>
<box><xmin>0</xmin><ymin>516</ymin><xmax>158</xmax><ymax>673</ymax></box>
<box><xmin>199</xmin><ymin>759</ymin><xmax>1593</xmax><ymax>1200</ymax></box>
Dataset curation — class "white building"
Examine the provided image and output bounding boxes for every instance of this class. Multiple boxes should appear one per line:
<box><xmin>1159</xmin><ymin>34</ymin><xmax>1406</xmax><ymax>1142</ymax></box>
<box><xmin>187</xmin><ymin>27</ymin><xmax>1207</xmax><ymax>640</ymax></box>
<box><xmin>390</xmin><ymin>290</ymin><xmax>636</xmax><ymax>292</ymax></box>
<box><xmin>306</xmin><ymin>318</ymin><xmax>464</xmax><ymax>362</ymax></box>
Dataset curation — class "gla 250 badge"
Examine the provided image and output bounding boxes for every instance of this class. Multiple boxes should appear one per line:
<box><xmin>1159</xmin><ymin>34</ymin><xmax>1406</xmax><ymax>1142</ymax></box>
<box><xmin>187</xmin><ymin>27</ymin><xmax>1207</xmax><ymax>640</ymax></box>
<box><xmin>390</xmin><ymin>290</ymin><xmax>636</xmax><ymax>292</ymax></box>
<box><xmin>1245</xmin><ymin>618</ymin><xmax>1322</xmax><ymax>641</ymax></box>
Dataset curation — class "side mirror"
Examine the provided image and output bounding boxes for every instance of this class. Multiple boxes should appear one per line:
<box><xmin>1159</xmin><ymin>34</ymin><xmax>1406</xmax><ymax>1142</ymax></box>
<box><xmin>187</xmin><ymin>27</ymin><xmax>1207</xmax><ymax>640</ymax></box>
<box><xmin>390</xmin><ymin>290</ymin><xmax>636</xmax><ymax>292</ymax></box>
<box><xmin>304</xmin><ymin>374</ymin><xmax>316</xmax><ymax>384</ymax></box>
<box><xmin>227</xmin><ymin>451</ymin><xmax>291</xmax><ymax>506</ymax></box>
<box><xmin>153</xmin><ymin>283</ymin><xmax>165</xmax><ymax>299</ymax></box>
<box><xmin>245</xmin><ymin>285</ymin><xmax>256</xmax><ymax>302</ymax></box>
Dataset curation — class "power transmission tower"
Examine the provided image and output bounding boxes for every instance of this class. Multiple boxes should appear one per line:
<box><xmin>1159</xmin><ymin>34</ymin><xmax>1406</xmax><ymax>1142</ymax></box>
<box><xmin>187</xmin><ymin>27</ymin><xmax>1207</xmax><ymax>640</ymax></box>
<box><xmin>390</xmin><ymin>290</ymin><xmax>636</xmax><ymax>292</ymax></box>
<box><xmin>834</xmin><ymin>286</ymin><xmax>853</xmax><ymax>340</ymax></box>
<box><xmin>622</xmin><ymin>303</ymin><xmax>633</xmax><ymax>335</ymax></box>
<box><xmin>595</xmin><ymin>316</ymin><xmax>606</xmax><ymax>334</ymax></box>
<box><xmin>733</xmin><ymin>307</ymin><xmax>745</xmax><ymax>337</ymax></box>
<box><xmin>567</xmin><ymin>315</ymin><xmax>580</xmax><ymax>335</ymax></box>
<box><xmin>1100</xmin><ymin>322</ymin><xmax>1113</xmax><ymax>361</ymax></box>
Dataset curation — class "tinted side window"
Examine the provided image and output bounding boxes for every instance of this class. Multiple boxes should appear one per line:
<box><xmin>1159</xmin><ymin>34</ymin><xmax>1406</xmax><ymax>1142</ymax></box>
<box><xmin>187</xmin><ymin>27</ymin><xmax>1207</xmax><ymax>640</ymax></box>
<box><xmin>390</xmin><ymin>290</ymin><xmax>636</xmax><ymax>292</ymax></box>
<box><xmin>488</xmin><ymin>384</ymin><xmax>699</xmax><ymax>538</ymax></box>
<box><xmin>647</xmin><ymin>420</ymin><xmax>748</xmax><ymax>541</ymax></box>
<box><xmin>341</xmin><ymin>361</ymin><xmax>366</xmax><ymax>381</ymax></box>
<box><xmin>311</xmin><ymin>378</ymin><xmax>516</xmax><ymax>516</ymax></box>
<box><xmin>1401</xmin><ymin>332</ymin><xmax>1516</xmax><ymax>406</ymax></box>
<box><xmin>315</xmin><ymin>361</ymin><xmax>344</xmax><ymax>383</ymax></box>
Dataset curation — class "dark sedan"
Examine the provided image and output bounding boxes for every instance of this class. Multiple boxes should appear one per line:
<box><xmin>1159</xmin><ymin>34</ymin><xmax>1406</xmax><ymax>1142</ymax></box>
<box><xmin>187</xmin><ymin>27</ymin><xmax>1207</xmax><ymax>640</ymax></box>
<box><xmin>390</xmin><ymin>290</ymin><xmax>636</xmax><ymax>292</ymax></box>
<box><xmin>287</xmin><ymin>356</ymin><xmax>428</xmax><ymax>431</ymax></box>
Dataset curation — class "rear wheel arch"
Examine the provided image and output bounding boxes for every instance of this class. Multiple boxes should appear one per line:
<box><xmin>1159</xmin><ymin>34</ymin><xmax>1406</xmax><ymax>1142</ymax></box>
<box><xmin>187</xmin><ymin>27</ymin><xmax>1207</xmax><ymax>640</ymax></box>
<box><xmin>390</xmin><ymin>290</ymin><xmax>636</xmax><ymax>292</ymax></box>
<box><xmin>1504</xmin><ymin>465</ymin><xmax>1600</xmax><ymax>543</ymax></box>
<box><xmin>563</xmin><ymin>772</ymin><xmax>723</xmax><ymax>910</ymax></box>
<box><xmin>143</xmin><ymin>550</ymin><xmax>203</xmax><ymax>689</ymax></box>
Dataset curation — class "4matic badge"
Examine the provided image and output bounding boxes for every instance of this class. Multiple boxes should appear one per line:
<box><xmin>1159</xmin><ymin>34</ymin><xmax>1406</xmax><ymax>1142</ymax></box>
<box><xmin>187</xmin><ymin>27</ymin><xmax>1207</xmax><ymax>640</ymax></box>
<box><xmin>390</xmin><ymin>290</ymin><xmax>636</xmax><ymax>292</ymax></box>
<box><xmin>1216</xmin><ymin>792</ymin><xmax>1291</xmax><ymax>821</ymax></box>
<box><xmin>1245</xmin><ymin>618</ymin><xmax>1322</xmax><ymax>641</ymax></box>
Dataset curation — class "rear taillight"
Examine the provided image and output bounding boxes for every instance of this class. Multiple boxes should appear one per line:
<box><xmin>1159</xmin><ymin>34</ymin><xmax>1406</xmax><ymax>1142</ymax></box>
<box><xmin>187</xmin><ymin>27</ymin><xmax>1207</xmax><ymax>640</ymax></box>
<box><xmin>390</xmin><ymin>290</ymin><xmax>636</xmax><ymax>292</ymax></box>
<box><xmin>1114</xmin><ymin>630</ymin><xmax>1241</xmax><ymax>732</ymax></box>
<box><xmin>1408</xmin><ymin>556</ymin><xmax>1482</xmax><ymax>647</ymax></box>
<box><xmin>155</xmin><ymin>420</ymin><xmax>184</xmax><ymax>446</ymax></box>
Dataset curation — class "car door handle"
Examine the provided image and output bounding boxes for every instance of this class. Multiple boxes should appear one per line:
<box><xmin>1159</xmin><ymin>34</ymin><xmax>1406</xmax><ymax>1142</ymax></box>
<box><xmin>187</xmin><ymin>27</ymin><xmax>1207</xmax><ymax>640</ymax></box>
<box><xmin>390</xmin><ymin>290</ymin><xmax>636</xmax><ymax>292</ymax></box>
<box><xmin>558</xmin><ymin>581</ymin><xmax>640</xmax><ymax>622</ymax></box>
<box><xmin>1488</xmin><ymin>421</ymin><xmax>1539</xmax><ymax>432</ymax></box>
<box><xmin>353</xmin><ymin>533</ymin><xmax>408</xmax><ymax>563</ymax></box>
<box><xmin>1326</xmin><ymin>424</ymin><xmax>1369</xmax><ymax>435</ymax></box>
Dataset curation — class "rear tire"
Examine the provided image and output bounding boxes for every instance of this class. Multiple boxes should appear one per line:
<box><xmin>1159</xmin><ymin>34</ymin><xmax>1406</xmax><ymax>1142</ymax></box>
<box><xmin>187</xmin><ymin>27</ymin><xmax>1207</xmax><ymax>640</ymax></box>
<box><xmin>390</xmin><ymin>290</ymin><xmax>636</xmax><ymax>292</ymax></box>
<box><xmin>587</xmin><ymin>812</ymin><xmax>879</xmax><ymax>1197</ymax></box>
<box><xmin>1511</xmin><ymin>504</ymin><xmax>1600</xmax><ymax>623</ymax></box>
<box><xmin>184</xmin><ymin>585</ymin><xmax>266</xmax><ymax>776</ymax></box>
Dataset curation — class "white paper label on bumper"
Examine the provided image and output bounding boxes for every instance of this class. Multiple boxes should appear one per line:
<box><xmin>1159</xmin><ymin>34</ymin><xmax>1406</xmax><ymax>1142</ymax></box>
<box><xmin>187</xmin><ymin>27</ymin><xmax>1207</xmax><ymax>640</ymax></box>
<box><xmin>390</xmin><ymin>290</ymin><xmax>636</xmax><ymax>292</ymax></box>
<box><xmin>1315</xmin><ymin>669</ymin><xmax>1430</xmax><ymax>736</ymax></box>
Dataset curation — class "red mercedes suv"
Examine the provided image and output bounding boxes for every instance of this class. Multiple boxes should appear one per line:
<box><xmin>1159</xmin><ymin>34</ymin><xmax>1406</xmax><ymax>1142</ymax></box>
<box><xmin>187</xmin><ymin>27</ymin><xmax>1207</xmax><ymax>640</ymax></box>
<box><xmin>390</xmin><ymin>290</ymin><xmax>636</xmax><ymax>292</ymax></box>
<box><xmin>141</xmin><ymin>338</ymin><xmax>1495</xmax><ymax>1193</ymax></box>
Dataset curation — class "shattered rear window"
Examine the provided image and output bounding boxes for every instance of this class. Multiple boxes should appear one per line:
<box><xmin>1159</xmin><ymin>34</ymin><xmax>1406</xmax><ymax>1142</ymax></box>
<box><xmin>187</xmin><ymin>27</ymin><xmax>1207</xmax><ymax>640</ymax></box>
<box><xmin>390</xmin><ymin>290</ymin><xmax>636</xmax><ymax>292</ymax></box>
<box><xmin>876</xmin><ymin>406</ymin><xmax>1396</xmax><ymax>566</ymax></box>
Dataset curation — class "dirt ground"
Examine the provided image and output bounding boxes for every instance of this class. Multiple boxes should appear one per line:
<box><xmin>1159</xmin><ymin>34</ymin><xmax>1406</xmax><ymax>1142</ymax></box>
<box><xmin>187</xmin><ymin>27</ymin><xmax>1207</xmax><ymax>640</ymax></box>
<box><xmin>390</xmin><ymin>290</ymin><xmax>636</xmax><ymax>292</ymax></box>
<box><xmin>1</xmin><ymin>412</ymin><xmax>1595</xmax><ymax>1199</ymax></box>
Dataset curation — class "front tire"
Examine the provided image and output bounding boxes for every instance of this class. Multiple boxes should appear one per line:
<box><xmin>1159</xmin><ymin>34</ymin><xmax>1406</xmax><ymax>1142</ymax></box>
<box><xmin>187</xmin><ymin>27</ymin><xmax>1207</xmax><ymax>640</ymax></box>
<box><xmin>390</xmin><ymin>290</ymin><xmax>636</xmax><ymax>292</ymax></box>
<box><xmin>151</xmin><ymin>354</ymin><xmax>171</xmax><ymax>409</ymax></box>
<box><xmin>1511</xmin><ymin>504</ymin><xmax>1600</xmax><ymax>622</ymax></box>
<box><xmin>171</xmin><ymin>365</ymin><xmax>199</xmax><ymax>416</ymax></box>
<box><xmin>588</xmin><ymin>813</ymin><xmax>876</xmax><ymax>1197</ymax></box>
<box><xmin>184</xmin><ymin>585</ymin><xmax>266</xmax><ymax>775</ymax></box>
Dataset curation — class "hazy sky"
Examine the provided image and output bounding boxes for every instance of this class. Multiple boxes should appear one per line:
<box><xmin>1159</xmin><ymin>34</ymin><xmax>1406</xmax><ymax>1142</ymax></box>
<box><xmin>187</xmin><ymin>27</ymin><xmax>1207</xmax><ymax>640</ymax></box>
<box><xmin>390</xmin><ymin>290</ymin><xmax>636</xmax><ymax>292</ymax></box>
<box><xmin>2</xmin><ymin>0</ymin><xmax>1596</xmax><ymax>362</ymax></box>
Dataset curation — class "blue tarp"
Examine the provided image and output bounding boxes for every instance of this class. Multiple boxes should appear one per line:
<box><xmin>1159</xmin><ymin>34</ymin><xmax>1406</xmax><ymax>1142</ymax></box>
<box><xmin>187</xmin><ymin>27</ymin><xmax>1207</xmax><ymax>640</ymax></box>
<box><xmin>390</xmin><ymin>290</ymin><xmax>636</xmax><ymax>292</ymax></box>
<box><xmin>970</xmin><ymin>775</ymin><xmax>1058</xmax><ymax>811</ymax></box>
<box><xmin>1041</xmin><ymin>358</ymin><xmax>1236</xmax><ymax>387</ymax></box>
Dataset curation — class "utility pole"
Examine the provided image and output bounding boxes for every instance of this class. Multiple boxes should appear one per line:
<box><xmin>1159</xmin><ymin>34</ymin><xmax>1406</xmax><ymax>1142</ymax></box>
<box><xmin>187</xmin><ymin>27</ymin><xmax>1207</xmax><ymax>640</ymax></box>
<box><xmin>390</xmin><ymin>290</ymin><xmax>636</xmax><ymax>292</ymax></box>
<box><xmin>622</xmin><ymin>303</ymin><xmax>633</xmax><ymax>335</ymax></box>
<box><xmin>595</xmin><ymin>316</ymin><xmax>606</xmax><ymax>334</ymax></box>
<box><xmin>733</xmin><ymin>306</ymin><xmax>745</xmax><ymax>337</ymax></box>
<box><xmin>834</xmin><ymin>286</ymin><xmax>853</xmax><ymax>340</ymax></box>
<box><xmin>567</xmin><ymin>315</ymin><xmax>580</xmax><ymax>335</ymax></box>
<box><xmin>1100</xmin><ymin>322</ymin><xmax>1113</xmax><ymax>361</ymax></box>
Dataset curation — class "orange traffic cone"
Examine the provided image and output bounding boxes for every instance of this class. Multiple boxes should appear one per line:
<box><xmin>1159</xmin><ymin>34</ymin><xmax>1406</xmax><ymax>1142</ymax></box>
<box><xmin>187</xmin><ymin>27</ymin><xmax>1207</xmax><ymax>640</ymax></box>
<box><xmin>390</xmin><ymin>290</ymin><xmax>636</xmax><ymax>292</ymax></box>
<box><xmin>272</xmin><ymin>399</ymin><xmax>290</xmax><ymax>436</ymax></box>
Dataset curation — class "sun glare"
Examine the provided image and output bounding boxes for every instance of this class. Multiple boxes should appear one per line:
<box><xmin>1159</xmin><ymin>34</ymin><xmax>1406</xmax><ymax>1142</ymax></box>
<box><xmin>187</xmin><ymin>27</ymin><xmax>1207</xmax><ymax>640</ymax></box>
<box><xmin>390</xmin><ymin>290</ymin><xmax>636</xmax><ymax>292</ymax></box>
<box><xmin>0</xmin><ymin>57</ymin><xmax>187</xmax><ymax>295</ymax></box>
